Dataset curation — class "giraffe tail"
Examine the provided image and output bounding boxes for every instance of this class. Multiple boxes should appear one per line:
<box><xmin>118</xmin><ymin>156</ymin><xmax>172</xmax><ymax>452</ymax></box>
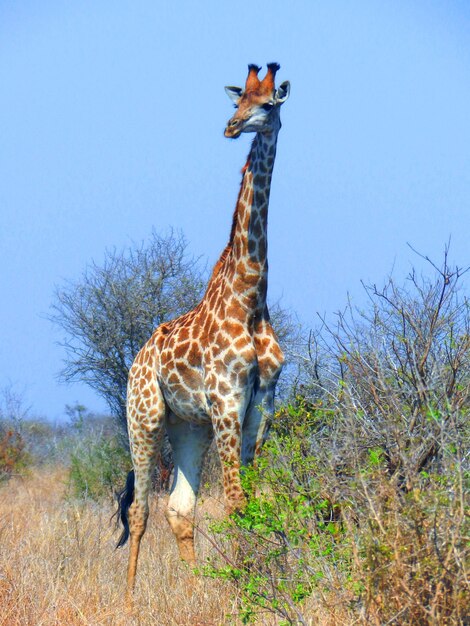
<box><xmin>115</xmin><ymin>469</ymin><xmax>135</xmax><ymax>548</ymax></box>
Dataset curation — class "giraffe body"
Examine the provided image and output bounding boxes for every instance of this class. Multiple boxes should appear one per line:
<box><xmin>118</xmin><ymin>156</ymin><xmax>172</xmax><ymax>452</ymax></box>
<box><xmin>119</xmin><ymin>63</ymin><xmax>290</xmax><ymax>595</ymax></box>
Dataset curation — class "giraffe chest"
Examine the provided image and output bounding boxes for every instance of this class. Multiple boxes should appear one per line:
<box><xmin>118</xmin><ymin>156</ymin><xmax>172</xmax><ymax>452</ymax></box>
<box><xmin>157</xmin><ymin>330</ymin><xmax>259</xmax><ymax>423</ymax></box>
<box><xmin>155</xmin><ymin>307</ymin><xmax>283</xmax><ymax>423</ymax></box>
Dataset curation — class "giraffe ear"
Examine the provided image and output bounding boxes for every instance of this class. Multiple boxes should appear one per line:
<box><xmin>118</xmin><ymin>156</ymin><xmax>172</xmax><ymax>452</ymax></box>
<box><xmin>275</xmin><ymin>81</ymin><xmax>290</xmax><ymax>104</ymax></box>
<box><xmin>225</xmin><ymin>86</ymin><xmax>244</xmax><ymax>104</ymax></box>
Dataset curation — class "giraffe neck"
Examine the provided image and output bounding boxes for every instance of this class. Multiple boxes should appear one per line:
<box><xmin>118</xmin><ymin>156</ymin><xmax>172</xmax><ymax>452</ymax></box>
<box><xmin>231</xmin><ymin>128</ymin><xmax>278</xmax><ymax>260</ymax></box>
<box><xmin>220</xmin><ymin>122</ymin><xmax>280</xmax><ymax>313</ymax></box>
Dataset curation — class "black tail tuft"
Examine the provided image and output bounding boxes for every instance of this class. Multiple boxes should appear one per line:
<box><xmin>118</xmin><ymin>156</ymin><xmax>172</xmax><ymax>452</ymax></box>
<box><xmin>114</xmin><ymin>469</ymin><xmax>135</xmax><ymax>549</ymax></box>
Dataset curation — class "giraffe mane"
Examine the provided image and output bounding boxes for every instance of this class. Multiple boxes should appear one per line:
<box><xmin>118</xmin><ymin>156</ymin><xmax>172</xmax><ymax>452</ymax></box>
<box><xmin>208</xmin><ymin>244</ymin><xmax>231</xmax><ymax>282</ymax></box>
<box><xmin>206</xmin><ymin>141</ymin><xmax>253</xmax><ymax>286</ymax></box>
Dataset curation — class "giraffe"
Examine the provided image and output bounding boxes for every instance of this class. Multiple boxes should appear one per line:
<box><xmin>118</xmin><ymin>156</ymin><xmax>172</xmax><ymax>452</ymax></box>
<box><xmin>116</xmin><ymin>62</ymin><xmax>290</xmax><ymax>596</ymax></box>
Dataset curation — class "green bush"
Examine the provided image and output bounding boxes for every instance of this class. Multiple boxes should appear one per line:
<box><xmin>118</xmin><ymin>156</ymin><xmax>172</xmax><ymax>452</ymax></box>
<box><xmin>205</xmin><ymin>401</ymin><xmax>468</xmax><ymax>625</ymax></box>
<box><xmin>67</xmin><ymin>433</ymin><xmax>131</xmax><ymax>501</ymax></box>
<box><xmin>203</xmin><ymin>402</ymin><xmax>348</xmax><ymax>625</ymax></box>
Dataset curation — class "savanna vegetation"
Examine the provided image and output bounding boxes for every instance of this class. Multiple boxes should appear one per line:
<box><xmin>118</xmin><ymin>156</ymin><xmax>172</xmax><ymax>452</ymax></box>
<box><xmin>0</xmin><ymin>241</ymin><xmax>468</xmax><ymax>625</ymax></box>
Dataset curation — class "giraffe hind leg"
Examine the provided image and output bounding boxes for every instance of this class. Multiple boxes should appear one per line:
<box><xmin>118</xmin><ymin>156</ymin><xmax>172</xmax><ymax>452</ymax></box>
<box><xmin>123</xmin><ymin>377</ymin><xmax>166</xmax><ymax>597</ymax></box>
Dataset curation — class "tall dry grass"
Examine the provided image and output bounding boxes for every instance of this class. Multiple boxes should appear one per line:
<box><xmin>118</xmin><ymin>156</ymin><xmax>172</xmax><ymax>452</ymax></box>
<box><xmin>0</xmin><ymin>468</ymin><xmax>241</xmax><ymax>626</ymax></box>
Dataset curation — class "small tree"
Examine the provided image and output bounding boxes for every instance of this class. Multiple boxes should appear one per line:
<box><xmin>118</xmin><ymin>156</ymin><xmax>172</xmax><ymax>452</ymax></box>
<box><xmin>0</xmin><ymin>385</ymin><xmax>31</xmax><ymax>480</ymax></box>
<box><xmin>314</xmin><ymin>247</ymin><xmax>470</xmax><ymax>487</ymax></box>
<box><xmin>51</xmin><ymin>229</ymin><xmax>205</xmax><ymax>427</ymax></box>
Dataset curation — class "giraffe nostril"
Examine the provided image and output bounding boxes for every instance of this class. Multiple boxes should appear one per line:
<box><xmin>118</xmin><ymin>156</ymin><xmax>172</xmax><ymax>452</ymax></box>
<box><xmin>230</xmin><ymin>119</ymin><xmax>239</xmax><ymax>127</ymax></box>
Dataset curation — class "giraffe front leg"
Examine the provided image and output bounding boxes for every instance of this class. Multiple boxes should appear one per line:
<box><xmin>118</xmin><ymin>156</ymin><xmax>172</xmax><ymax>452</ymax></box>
<box><xmin>242</xmin><ymin>384</ymin><xmax>275</xmax><ymax>466</ymax></box>
<box><xmin>211</xmin><ymin>395</ymin><xmax>248</xmax><ymax>515</ymax></box>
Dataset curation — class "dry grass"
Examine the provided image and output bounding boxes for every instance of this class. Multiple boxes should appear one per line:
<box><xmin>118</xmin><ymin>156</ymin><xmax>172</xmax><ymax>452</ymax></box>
<box><xmin>4</xmin><ymin>463</ymin><xmax>461</xmax><ymax>625</ymax></box>
<box><xmin>0</xmin><ymin>468</ymin><xmax>242</xmax><ymax>626</ymax></box>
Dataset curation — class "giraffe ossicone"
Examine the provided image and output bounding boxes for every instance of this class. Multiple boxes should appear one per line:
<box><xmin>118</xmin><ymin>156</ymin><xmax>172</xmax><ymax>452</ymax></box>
<box><xmin>117</xmin><ymin>63</ymin><xmax>290</xmax><ymax>597</ymax></box>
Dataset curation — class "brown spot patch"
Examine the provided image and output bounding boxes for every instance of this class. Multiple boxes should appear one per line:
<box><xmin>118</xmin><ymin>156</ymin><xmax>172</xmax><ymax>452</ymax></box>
<box><xmin>226</xmin><ymin>302</ymin><xmax>243</xmax><ymax>320</ymax></box>
<box><xmin>272</xmin><ymin>344</ymin><xmax>284</xmax><ymax>361</ymax></box>
<box><xmin>234</xmin><ymin>336</ymin><xmax>250</xmax><ymax>351</ymax></box>
<box><xmin>173</xmin><ymin>341</ymin><xmax>190</xmax><ymax>360</ymax></box>
<box><xmin>223</xmin><ymin>349</ymin><xmax>236</xmax><ymax>366</ymax></box>
<box><xmin>213</xmin><ymin>359</ymin><xmax>226</xmax><ymax>375</ymax></box>
<box><xmin>215</xmin><ymin>333</ymin><xmax>232</xmax><ymax>351</ymax></box>
<box><xmin>187</xmin><ymin>342</ymin><xmax>201</xmax><ymax>366</ymax></box>
<box><xmin>257</xmin><ymin>336</ymin><xmax>271</xmax><ymax>352</ymax></box>
<box><xmin>168</xmin><ymin>372</ymin><xmax>180</xmax><ymax>385</ymax></box>
<box><xmin>218</xmin><ymin>380</ymin><xmax>231</xmax><ymax>395</ymax></box>
<box><xmin>176</xmin><ymin>363</ymin><xmax>200</xmax><ymax>387</ymax></box>
<box><xmin>178</xmin><ymin>327</ymin><xmax>190</xmax><ymax>342</ymax></box>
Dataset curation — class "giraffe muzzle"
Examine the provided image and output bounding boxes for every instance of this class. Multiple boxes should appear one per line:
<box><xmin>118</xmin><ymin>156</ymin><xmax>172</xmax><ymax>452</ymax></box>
<box><xmin>224</xmin><ymin>118</ymin><xmax>242</xmax><ymax>138</ymax></box>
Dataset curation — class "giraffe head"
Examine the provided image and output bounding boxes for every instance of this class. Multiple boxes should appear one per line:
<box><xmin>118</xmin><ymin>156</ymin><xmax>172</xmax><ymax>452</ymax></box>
<box><xmin>224</xmin><ymin>63</ymin><xmax>290</xmax><ymax>139</ymax></box>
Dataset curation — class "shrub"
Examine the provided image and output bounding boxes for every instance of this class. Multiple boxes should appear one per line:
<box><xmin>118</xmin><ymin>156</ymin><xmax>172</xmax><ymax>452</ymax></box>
<box><xmin>63</xmin><ymin>407</ymin><xmax>132</xmax><ymax>501</ymax></box>
<box><xmin>0</xmin><ymin>427</ymin><xmax>31</xmax><ymax>480</ymax></box>
<box><xmin>203</xmin><ymin>402</ymin><xmax>349</xmax><ymax>625</ymax></box>
<box><xmin>205</xmin><ymin>400</ymin><xmax>468</xmax><ymax>625</ymax></box>
<box><xmin>205</xmin><ymin>253</ymin><xmax>469</xmax><ymax>625</ymax></box>
<box><xmin>67</xmin><ymin>433</ymin><xmax>131</xmax><ymax>501</ymax></box>
<box><xmin>0</xmin><ymin>386</ymin><xmax>32</xmax><ymax>480</ymax></box>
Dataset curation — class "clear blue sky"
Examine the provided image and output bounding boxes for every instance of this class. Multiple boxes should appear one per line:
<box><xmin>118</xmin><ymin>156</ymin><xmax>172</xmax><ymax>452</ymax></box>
<box><xmin>1</xmin><ymin>1</ymin><xmax>469</xmax><ymax>420</ymax></box>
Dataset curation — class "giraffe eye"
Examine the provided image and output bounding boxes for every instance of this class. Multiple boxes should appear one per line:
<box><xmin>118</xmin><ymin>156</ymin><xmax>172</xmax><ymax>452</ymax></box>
<box><xmin>262</xmin><ymin>103</ymin><xmax>274</xmax><ymax>111</ymax></box>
